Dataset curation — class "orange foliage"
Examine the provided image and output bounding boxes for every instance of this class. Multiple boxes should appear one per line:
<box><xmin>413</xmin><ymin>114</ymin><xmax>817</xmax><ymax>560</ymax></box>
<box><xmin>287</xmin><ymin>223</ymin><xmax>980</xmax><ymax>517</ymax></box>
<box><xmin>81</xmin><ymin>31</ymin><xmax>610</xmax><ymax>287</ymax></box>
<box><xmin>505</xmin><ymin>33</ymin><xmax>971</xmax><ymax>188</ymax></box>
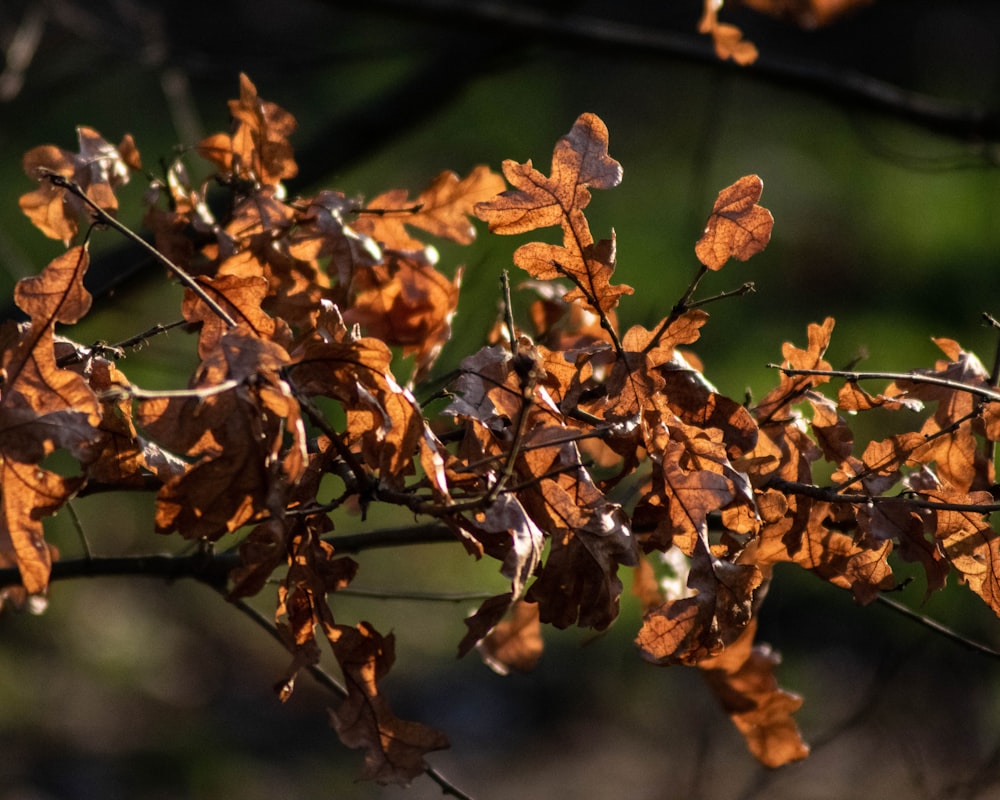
<box><xmin>5</xmin><ymin>69</ymin><xmax>1000</xmax><ymax>783</ymax></box>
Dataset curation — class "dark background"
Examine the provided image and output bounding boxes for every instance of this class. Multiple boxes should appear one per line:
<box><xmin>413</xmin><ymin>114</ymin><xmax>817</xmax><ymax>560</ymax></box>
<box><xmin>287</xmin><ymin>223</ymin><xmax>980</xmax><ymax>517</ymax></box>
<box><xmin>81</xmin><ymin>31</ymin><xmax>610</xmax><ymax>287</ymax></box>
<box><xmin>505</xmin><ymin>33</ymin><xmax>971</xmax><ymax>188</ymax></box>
<box><xmin>2</xmin><ymin>1</ymin><xmax>1000</xmax><ymax>798</ymax></box>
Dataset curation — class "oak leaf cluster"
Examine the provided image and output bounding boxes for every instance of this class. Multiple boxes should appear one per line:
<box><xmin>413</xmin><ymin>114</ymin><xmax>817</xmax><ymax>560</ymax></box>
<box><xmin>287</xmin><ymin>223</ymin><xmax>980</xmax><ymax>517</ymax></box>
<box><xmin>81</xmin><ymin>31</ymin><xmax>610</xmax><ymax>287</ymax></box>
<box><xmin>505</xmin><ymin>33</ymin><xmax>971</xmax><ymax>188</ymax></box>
<box><xmin>2</xmin><ymin>72</ymin><xmax>998</xmax><ymax>783</ymax></box>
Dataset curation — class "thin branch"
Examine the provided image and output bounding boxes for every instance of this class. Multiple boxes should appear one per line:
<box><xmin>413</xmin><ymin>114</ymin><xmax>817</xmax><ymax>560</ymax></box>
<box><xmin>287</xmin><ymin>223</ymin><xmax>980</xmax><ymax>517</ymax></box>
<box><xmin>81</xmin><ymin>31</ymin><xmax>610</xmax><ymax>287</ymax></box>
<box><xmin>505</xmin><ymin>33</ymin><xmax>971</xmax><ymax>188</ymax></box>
<box><xmin>349</xmin><ymin>0</ymin><xmax>1000</xmax><ymax>142</ymax></box>
<box><xmin>339</xmin><ymin>587</ymin><xmax>497</xmax><ymax>602</ymax></box>
<box><xmin>770</xmin><ymin>364</ymin><xmax>1000</xmax><ymax>404</ymax></box>
<box><xmin>39</xmin><ymin>171</ymin><xmax>238</xmax><ymax>328</ymax></box>
<box><xmin>767</xmin><ymin>477</ymin><xmax>1000</xmax><ymax>514</ymax></box>
<box><xmin>875</xmin><ymin>594</ymin><xmax>1000</xmax><ymax>660</ymax></box>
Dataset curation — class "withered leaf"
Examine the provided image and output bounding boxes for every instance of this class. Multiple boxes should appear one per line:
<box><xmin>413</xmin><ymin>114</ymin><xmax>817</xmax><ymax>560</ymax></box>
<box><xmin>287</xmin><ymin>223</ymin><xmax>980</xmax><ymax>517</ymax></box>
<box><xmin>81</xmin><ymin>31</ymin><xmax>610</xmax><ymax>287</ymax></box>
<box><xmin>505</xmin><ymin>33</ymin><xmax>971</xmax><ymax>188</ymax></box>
<box><xmin>475</xmin><ymin>599</ymin><xmax>543</xmax><ymax>675</ymax></box>
<box><xmin>925</xmin><ymin>488</ymin><xmax>1000</xmax><ymax>614</ymax></box>
<box><xmin>0</xmin><ymin>461</ymin><xmax>80</xmax><ymax>595</ymax></box>
<box><xmin>329</xmin><ymin>622</ymin><xmax>449</xmax><ymax>785</ymax></box>
<box><xmin>475</xmin><ymin>113</ymin><xmax>633</xmax><ymax>315</ymax></box>
<box><xmin>754</xmin><ymin>317</ymin><xmax>835</xmax><ymax>423</ymax></box>
<box><xmin>20</xmin><ymin>128</ymin><xmax>136</xmax><ymax>244</ymax></box>
<box><xmin>636</xmin><ymin>536</ymin><xmax>762</xmax><ymax>666</ymax></box>
<box><xmin>356</xmin><ymin>166</ymin><xmax>505</xmax><ymax>251</ymax></box>
<box><xmin>695</xmin><ymin>175</ymin><xmax>773</xmax><ymax>271</ymax></box>
<box><xmin>198</xmin><ymin>73</ymin><xmax>297</xmax><ymax>187</ymax></box>
<box><xmin>699</xmin><ymin>619</ymin><xmax>809</xmax><ymax>768</ymax></box>
<box><xmin>14</xmin><ymin>245</ymin><xmax>92</xmax><ymax>324</ymax></box>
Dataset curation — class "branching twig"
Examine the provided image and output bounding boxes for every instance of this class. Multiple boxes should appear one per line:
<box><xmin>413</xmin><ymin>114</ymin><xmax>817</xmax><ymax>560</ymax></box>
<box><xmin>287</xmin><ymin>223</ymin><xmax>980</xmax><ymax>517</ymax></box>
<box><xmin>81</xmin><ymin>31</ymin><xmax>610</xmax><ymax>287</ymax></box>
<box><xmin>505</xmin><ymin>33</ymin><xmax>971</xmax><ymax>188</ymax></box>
<box><xmin>40</xmin><ymin>171</ymin><xmax>238</xmax><ymax>328</ymax></box>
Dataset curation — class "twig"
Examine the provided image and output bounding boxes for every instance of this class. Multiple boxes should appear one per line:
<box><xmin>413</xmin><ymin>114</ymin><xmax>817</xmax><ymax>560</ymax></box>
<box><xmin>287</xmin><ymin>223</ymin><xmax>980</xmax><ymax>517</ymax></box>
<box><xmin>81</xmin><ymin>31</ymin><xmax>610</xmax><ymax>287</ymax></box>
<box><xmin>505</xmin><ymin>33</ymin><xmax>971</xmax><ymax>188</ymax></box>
<box><xmin>39</xmin><ymin>171</ymin><xmax>238</xmax><ymax>328</ymax></box>
<box><xmin>766</xmin><ymin>477</ymin><xmax>1000</xmax><ymax>514</ymax></box>
<box><xmin>770</xmin><ymin>365</ymin><xmax>1000</xmax><ymax>404</ymax></box>
<box><xmin>65</xmin><ymin>502</ymin><xmax>93</xmax><ymax>561</ymax></box>
<box><xmin>875</xmin><ymin>594</ymin><xmax>1000</xmax><ymax>660</ymax></box>
<box><xmin>354</xmin><ymin>0</ymin><xmax>1000</xmax><ymax>142</ymax></box>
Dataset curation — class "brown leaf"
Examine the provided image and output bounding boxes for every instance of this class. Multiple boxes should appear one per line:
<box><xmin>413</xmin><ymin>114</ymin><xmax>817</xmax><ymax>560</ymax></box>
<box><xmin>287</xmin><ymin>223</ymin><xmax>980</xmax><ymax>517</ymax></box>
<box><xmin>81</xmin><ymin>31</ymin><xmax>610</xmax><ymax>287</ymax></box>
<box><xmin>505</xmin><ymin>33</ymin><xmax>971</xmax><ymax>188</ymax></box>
<box><xmin>0</xmin><ymin>460</ymin><xmax>79</xmax><ymax>595</ymax></box>
<box><xmin>925</xmin><ymin>488</ymin><xmax>1000</xmax><ymax>614</ymax></box>
<box><xmin>695</xmin><ymin>175</ymin><xmax>773</xmax><ymax>270</ymax></box>
<box><xmin>738</xmin><ymin>0</ymin><xmax>873</xmax><ymax>29</ymax></box>
<box><xmin>356</xmin><ymin>166</ymin><xmax>505</xmax><ymax>251</ymax></box>
<box><xmin>14</xmin><ymin>245</ymin><xmax>92</xmax><ymax>325</ymax></box>
<box><xmin>343</xmin><ymin>254</ymin><xmax>461</xmax><ymax>383</ymax></box>
<box><xmin>197</xmin><ymin>73</ymin><xmax>297</xmax><ymax>187</ymax></box>
<box><xmin>20</xmin><ymin>127</ymin><xmax>135</xmax><ymax>243</ymax></box>
<box><xmin>475</xmin><ymin>113</ymin><xmax>633</xmax><ymax>315</ymax></box>
<box><xmin>754</xmin><ymin>317</ymin><xmax>835</xmax><ymax>423</ymax></box>
<box><xmin>755</xmin><ymin>498</ymin><xmax>896</xmax><ymax>603</ymax></box>
<box><xmin>636</xmin><ymin>535</ymin><xmax>762</xmax><ymax>665</ymax></box>
<box><xmin>459</xmin><ymin>596</ymin><xmax>543</xmax><ymax>675</ymax></box>
<box><xmin>328</xmin><ymin>622</ymin><xmax>449</xmax><ymax>785</ymax></box>
<box><xmin>699</xmin><ymin>619</ymin><xmax>809</xmax><ymax>767</ymax></box>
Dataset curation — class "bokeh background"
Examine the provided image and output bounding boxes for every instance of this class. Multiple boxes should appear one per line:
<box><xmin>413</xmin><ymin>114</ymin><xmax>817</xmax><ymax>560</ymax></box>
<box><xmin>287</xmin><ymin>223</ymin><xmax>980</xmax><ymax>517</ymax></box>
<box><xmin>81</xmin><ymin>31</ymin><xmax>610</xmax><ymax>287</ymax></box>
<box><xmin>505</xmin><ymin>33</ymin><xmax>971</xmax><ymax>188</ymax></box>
<box><xmin>2</xmin><ymin>1</ymin><xmax>1000</xmax><ymax>798</ymax></box>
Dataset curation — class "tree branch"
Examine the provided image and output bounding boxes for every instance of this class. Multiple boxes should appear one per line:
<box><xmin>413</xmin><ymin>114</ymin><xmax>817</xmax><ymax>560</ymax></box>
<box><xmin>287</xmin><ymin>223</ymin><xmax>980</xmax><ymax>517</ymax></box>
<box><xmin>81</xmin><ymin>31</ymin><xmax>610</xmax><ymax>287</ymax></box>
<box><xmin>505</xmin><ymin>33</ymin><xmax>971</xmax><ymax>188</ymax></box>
<box><xmin>346</xmin><ymin>0</ymin><xmax>1000</xmax><ymax>141</ymax></box>
<box><xmin>0</xmin><ymin>522</ymin><xmax>460</xmax><ymax>590</ymax></box>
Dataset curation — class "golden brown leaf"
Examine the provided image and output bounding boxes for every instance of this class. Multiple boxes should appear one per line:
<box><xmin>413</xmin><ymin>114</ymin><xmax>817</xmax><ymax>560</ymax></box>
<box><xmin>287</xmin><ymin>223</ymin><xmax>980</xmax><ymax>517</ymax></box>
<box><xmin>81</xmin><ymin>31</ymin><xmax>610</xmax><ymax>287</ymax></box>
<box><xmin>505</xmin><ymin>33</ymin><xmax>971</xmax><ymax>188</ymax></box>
<box><xmin>925</xmin><ymin>488</ymin><xmax>1000</xmax><ymax>614</ymax></box>
<box><xmin>20</xmin><ymin>127</ymin><xmax>135</xmax><ymax>243</ymax></box>
<box><xmin>695</xmin><ymin>175</ymin><xmax>773</xmax><ymax>271</ymax></box>
<box><xmin>328</xmin><ymin>622</ymin><xmax>449</xmax><ymax>785</ymax></box>
<box><xmin>198</xmin><ymin>73</ymin><xmax>297</xmax><ymax>187</ymax></box>
<box><xmin>0</xmin><ymin>460</ymin><xmax>79</xmax><ymax>595</ymax></box>
<box><xmin>356</xmin><ymin>166</ymin><xmax>505</xmax><ymax>251</ymax></box>
<box><xmin>475</xmin><ymin>113</ymin><xmax>633</xmax><ymax>315</ymax></box>
<box><xmin>737</xmin><ymin>0</ymin><xmax>873</xmax><ymax>28</ymax></box>
<box><xmin>699</xmin><ymin>619</ymin><xmax>809</xmax><ymax>767</ymax></box>
<box><xmin>474</xmin><ymin>599</ymin><xmax>544</xmax><ymax>675</ymax></box>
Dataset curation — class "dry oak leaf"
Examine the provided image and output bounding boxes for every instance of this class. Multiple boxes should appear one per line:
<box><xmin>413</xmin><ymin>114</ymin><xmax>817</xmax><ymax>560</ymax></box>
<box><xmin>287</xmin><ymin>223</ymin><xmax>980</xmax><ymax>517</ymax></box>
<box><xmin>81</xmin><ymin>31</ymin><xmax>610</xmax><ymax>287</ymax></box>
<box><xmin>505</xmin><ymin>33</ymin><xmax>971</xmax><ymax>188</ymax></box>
<box><xmin>354</xmin><ymin>166</ymin><xmax>506</xmax><ymax>251</ymax></box>
<box><xmin>474</xmin><ymin>113</ymin><xmax>633</xmax><ymax>314</ymax></box>
<box><xmin>636</xmin><ymin>536</ymin><xmax>763</xmax><ymax>666</ymax></box>
<box><xmin>925</xmin><ymin>487</ymin><xmax>1000</xmax><ymax>615</ymax></box>
<box><xmin>695</xmin><ymin>174</ymin><xmax>773</xmax><ymax>271</ymax></box>
<box><xmin>197</xmin><ymin>73</ymin><xmax>297</xmax><ymax>187</ymax></box>
<box><xmin>343</xmin><ymin>254</ymin><xmax>462</xmax><ymax>384</ymax></box>
<box><xmin>20</xmin><ymin>127</ymin><xmax>137</xmax><ymax>244</ymax></box>
<box><xmin>699</xmin><ymin>618</ymin><xmax>809</xmax><ymax>767</ymax></box>
<box><xmin>754</xmin><ymin>317</ymin><xmax>835</xmax><ymax>423</ymax></box>
<box><xmin>139</xmin><ymin>331</ymin><xmax>305</xmax><ymax>540</ymax></box>
<box><xmin>476</xmin><ymin>599</ymin><xmax>543</xmax><ymax>675</ymax></box>
<box><xmin>329</xmin><ymin>622</ymin><xmax>449</xmax><ymax>785</ymax></box>
<box><xmin>738</xmin><ymin>0</ymin><xmax>874</xmax><ymax>29</ymax></box>
<box><xmin>0</xmin><ymin>247</ymin><xmax>101</xmax><ymax>599</ymax></box>
<box><xmin>699</xmin><ymin>0</ymin><xmax>759</xmax><ymax>64</ymax></box>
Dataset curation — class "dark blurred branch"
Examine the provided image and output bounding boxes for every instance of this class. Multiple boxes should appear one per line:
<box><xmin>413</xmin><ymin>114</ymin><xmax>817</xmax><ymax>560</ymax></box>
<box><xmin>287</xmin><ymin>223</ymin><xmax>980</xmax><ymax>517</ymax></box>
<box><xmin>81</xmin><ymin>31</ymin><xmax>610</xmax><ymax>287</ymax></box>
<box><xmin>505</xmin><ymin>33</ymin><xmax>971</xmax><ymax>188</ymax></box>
<box><xmin>0</xmin><ymin>521</ymin><xmax>459</xmax><ymax>590</ymax></box>
<box><xmin>346</xmin><ymin>0</ymin><xmax>1000</xmax><ymax>141</ymax></box>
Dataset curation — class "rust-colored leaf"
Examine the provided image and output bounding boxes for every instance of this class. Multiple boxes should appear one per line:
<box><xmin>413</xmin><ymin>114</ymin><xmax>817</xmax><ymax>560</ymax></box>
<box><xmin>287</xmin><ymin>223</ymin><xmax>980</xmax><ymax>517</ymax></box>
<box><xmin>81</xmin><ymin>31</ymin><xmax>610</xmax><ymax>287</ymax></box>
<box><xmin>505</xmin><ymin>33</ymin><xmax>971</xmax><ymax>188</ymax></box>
<box><xmin>328</xmin><ymin>622</ymin><xmax>449</xmax><ymax>785</ymax></box>
<box><xmin>197</xmin><ymin>73</ymin><xmax>297</xmax><ymax>187</ymax></box>
<box><xmin>699</xmin><ymin>619</ymin><xmax>809</xmax><ymax>767</ymax></box>
<box><xmin>475</xmin><ymin>113</ymin><xmax>633</xmax><ymax>315</ymax></box>
<box><xmin>20</xmin><ymin>127</ymin><xmax>136</xmax><ymax>243</ymax></box>
<box><xmin>925</xmin><ymin>488</ymin><xmax>1000</xmax><ymax>614</ymax></box>
<box><xmin>356</xmin><ymin>166</ymin><xmax>505</xmax><ymax>251</ymax></box>
<box><xmin>466</xmin><ymin>598</ymin><xmax>544</xmax><ymax>675</ymax></box>
<box><xmin>695</xmin><ymin>175</ymin><xmax>773</xmax><ymax>271</ymax></box>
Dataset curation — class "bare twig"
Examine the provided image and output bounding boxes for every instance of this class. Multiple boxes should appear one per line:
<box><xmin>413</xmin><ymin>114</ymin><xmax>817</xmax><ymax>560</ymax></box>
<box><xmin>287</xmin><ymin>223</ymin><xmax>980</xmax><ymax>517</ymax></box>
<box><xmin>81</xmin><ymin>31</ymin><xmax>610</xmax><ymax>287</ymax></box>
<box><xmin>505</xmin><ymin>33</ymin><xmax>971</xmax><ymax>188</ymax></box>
<box><xmin>770</xmin><ymin>364</ymin><xmax>1000</xmax><ymax>404</ymax></box>
<box><xmin>39</xmin><ymin>171</ymin><xmax>238</xmax><ymax>328</ymax></box>
<box><xmin>875</xmin><ymin>594</ymin><xmax>1000</xmax><ymax>660</ymax></box>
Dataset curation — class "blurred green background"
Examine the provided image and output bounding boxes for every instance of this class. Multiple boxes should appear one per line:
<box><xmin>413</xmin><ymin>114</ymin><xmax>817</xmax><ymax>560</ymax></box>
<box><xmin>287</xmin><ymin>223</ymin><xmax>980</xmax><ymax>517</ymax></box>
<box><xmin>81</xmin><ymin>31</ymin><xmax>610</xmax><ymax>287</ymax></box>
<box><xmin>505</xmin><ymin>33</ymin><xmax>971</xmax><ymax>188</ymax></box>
<box><xmin>3</xmin><ymin>1</ymin><xmax>1000</xmax><ymax>798</ymax></box>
